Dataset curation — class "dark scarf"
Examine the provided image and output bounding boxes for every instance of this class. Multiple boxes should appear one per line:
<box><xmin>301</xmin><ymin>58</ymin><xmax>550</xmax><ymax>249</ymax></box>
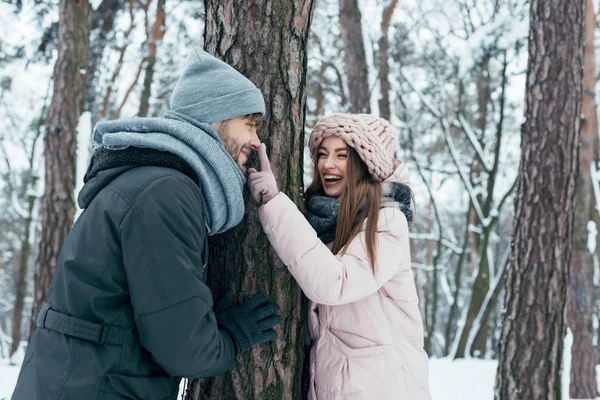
<box><xmin>306</xmin><ymin>182</ymin><xmax>414</xmax><ymax>244</ymax></box>
<box><xmin>84</xmin><ymin>146</ymin><xmax>199</xmax><ymax>185</ymax></box>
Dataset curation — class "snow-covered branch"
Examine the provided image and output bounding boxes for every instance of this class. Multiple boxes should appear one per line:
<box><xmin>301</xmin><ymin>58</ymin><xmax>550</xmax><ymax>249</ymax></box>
<box><xmin>409</xmin><ymin>233</ymin><xmax>464</xmax><ymax>254</ymax></box>
<box><xmin>441</xmin><ymin>119</ymin><xmax>488</xmax><ymax>225</ymax></box>
<box><xmin>399</xmin><ymin>68</ymin><xmax>489</xmax><ymax>226</ymax></box>
<box><xmin>455</xmin><ymin>114</ymin><xmax>493</xmax><ymax>172</ymax></box>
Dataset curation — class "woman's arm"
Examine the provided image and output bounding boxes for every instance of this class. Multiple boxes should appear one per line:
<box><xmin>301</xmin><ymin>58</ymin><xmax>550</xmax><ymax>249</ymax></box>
<box><xmin>258</xmin><ymin>193</ymin><xmax>411</xmax><ymax>305</ymax></box>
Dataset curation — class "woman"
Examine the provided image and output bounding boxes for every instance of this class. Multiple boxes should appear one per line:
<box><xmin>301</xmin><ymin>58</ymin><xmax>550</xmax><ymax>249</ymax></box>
<box><xmin>248</xmin><ymin>114</ymin><xmax>430</xmax><ymax>399</ymax></box>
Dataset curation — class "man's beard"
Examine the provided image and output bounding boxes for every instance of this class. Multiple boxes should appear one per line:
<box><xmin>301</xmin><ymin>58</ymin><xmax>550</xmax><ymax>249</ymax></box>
<box><xmin>215</xmin><ymin>122</ymin><xmax>242</xmax><ymax>163</ymax></box>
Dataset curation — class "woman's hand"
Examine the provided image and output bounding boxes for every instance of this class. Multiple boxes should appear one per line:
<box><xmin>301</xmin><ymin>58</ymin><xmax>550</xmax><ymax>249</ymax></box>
<box><xmin>248</xmin><ymin>143</ymin><xmax>279</xmax><ymax>205</ymax></box>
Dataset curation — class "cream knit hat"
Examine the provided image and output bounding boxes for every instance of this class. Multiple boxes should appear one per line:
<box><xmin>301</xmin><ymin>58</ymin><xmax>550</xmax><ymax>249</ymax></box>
<box><xmin>308</xmin><ymin>114</ymin><xmax>398</xmax><ymax>182</ymax></box>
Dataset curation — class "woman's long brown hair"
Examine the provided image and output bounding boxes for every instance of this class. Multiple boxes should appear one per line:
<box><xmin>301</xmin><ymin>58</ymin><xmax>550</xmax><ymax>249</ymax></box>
<box><xmin>306</xmin><ymin>146</ymin><xmax>382</xmax><ymax>273</ymax></box>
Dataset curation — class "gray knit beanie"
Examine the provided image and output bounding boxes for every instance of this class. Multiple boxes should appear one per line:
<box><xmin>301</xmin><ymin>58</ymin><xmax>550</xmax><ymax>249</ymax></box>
<box><xmin>170</xmin><ymin>48</ymin><xmax>265</xmax><ymax>124</ymax></box>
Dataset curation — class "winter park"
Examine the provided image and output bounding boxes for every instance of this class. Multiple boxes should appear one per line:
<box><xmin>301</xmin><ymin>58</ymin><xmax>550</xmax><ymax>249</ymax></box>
<box><xmin>0</xmin><ymin>0</ymin><xmax>598</xmax><ymax>399</ymax></box>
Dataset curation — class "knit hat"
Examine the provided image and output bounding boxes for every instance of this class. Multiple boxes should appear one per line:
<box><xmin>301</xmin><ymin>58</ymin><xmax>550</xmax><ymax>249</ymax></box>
<box><xmin>308</xmin><ymin>114</ymin><xmax>398</xmax><ymax>182</ymax></box>
<box><xmin>170</xmin><ymin>48</ymin><xmax>265</xmax><ymax>124</ymax></box>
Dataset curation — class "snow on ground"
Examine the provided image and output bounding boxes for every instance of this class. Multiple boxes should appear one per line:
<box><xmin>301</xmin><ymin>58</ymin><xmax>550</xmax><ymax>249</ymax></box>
<box><xmin>2</xmin><ymin>334</ymin><xmax>599</xmax><ymax>400</ymax></box>
<box><xmin>0</xmin><ymin>348</ymin><xmax>24</xmax><ymax>400</ymax></box>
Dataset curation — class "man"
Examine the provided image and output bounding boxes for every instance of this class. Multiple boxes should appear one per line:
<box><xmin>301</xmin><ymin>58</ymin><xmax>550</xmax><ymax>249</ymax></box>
<box><xmin>12</xmin><ymin>48</ymin><xmax>281</xmax><ymax>400</ymax></box>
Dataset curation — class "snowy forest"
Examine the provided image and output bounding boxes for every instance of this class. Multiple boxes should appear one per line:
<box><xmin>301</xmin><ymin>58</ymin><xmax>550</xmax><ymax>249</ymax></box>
<box><xmin>0</xmin><ymin>0</ymin><xmax>597</xmax><ymax>399</ymax></box>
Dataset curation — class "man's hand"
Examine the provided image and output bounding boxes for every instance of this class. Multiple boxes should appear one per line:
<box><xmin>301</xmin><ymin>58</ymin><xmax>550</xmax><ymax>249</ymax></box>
<box><xmin>215</xmin><ymin>292</ymin><xmax>281</xmax><ymax>355</ymax></box>
<box><xmin>248</xmin><ymin>143</ymin><xmax>279</xmax><ymax>205</ymax></box>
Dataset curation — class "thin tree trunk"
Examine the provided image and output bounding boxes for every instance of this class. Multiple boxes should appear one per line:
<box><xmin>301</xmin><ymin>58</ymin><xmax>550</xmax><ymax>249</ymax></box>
<box><xmin>377</xmin><ymin>0</ymin><xmax>398</xmax><ymax>121</ymax></box>
<box><xmin>457</xmin><ymin>52</ymin><xmax>509</xmax><ymax>358</ymax></box>
<box><xmin>97</xmin><ymin>0</ymin><xmax>135</xmax><ymax>121</ymax></box>
<box><xmin>10</xmin><ymin>187</ymin><xmax>37</xmax><ymax>357</ymax></box>
<box><xmin>113</xmin><ymin>56</ymin><xmax>146</xmax><ymax>120</ymax></box>
<box><xmin>184</xmin><ymin>1</ymin><xmax>315</xmax><ymax>399</ymax></box>
<box><xmin>495</xmin><ymin>1</ymin><xmax>584</xmax><ymax>398</ymax></box>
<box><xmin>444</xmin><ymin>205</ymin><xmax>471</xmax><ymax>356</ymax></box>
<box><xmin>87</xmin><ymin>0</ymin><xmax>125</xmax><ymax>127</ymax></box>
<box><xmin>313</xmin><ymin>61</ymin><xmax>327</xmax><ymax>123</ymax></box>
<box><xmin>338</xmin><ymin>0</ymin><xmax>370</xmax><ymax>113</ymax></box>
<box><xmin>476</xmin><ymin>56</ymin><xmax>490</xmax><ymax>138</ymax></box>
<box><xmin>455</xmin><ymin>231</ymin><xmax>490</xmax><ymax>358</ymax></box>
<box><xmin>29</xmin><ymin>0</ymin><xmax>93</xmax><ymax>339</ymax></box>
<box><xmin>458</xmin><ymin>58</ymin><xmax>492</xmax><ymax>357</ymax></box>
<box><xmin>467</xmin><ymin>251</ymin><xmax>509</xmax><ymax>358</ymax></box>
<box><xmin>568</xmin><ymin>0</ymin><xmax>597</xmax><ymax>396</ymax></box>
<box><xmin>138</xmin><ymin>0</ymin><xmax>166</xmax><ymax>117</ymax></box>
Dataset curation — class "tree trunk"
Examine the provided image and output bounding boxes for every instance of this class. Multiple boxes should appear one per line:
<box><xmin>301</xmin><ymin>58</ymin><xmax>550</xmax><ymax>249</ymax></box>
<box><xmin>138</xmin><ymin>0</ymin><xmax>166</xmax><ymax>117</ymax></box>
<box><xmin>10</xmin><ymin>188</ymin><xmax>37</xmax><ymax>358</ymax></box>
<box><xmin>184</xmin><ymin>1</ymin><xmax>315</xmax><ymax>399</ymax></box>
<box><xmin>444</xmin><ymin>205</ymin><xmax>471</xmax><ymax>356</ymax></box>
<box><xmin>423</xmin><ymin>200</ymin><xmax>433</xmax><ymax>352</ymax></box>
<box><xmin>457</xmin><ymin>52</ymin><xmax>509</xmax><ymax>358</ymax></box>
<box><xmin>494</xmin><ymin>1</ymin><xmax>584</xmax><ymax>399</ymax></box>
<box><xmin>468</xmin><ymin>261</ymin><xmax>508</xmax><ymax>357</ymax></box>
<box><xmin>338</xmin><ymin>0</ymin><xmax>370</xmax><ymax>113</ymax></box>
<box><xmin>377</xmin><ymin>0</ymin><xmax>398</xmax><ymax>121</ymax></box>
<box><xmin>568</xmin><ymin>0</ymin><xmax>597</xmax><ymax>396</ymax></box>
<box><xmin>455</xmin><ymin>232</ymin><xmax>491</xmax><ymax>358</ymax></box>
<box><xmin>87</xmin><ymin>0</ymin><xmax>125</xmax><ymax>127</ymax></box>
<box><xmin>29</xmin><ymin>0</ymin><xmax>93</xmax><ymax>339</ymax></box>
<box><xmin>476</xmin><ymin>56</ymin><xmax>490</xmax><ymax>138</ymax></box>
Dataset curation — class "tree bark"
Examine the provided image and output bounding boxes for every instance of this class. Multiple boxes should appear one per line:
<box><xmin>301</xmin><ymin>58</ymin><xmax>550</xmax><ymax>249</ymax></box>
<box><xmin>138</xmin><ymin>0</ymin><xmax>166</xmax><ymax>117</ymax></box>
<box><xmin>494</xmin><ymin>1</ymin><xmax>584</xmax><ymax>399</ymax></box>
<box><xmin>184</xmin><ymin>1</ymin><xmax>315</xmax><ymax>399</ymax></box>
<box><xmin>29</xmin><ymin>0</ymin><xmax>93</xmax><ymax>339</ymax></box>
<box><xmin>568</xmin><ymin>0</ymin><xmax>597</xmax><ymax>396</ymax></box>
<box><xmin>338</xmin><ymin>0</ymin><xmax>370</xmax><ymax>113</ymax></box>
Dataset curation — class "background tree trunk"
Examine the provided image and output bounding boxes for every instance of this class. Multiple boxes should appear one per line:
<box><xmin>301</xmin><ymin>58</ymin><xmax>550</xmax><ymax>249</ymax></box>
<box><xmin>138</xmin><ymin>0</ymin><xmax>166</xmax><ymax>117</ymax></box>
<box><xmin>28</xmin><ymin>0</ymin><xmax>93</xmax><ymax>339</ymax></box>
<box><xmin>494</xmin><ymin>0</ymin><xmax>584</xmax><ymax>399</ymax></box>
<box><xmin>339</xmin><ymin>0</ymin><xmax>370</xmax><ymax>113</ymax></box>
<box><xmin>568</xmin><ymin>0</ymin><xmax>597</xmax><ymax>397</ymax></box>
<box><xmin>87</xmin><ymin>0</ymin><xmax>126</xmax><ymax>127</ymax></box>
<box><xmin>10</xmin><ymin>184</ymin><xmax>37</xmax><ymax>358</ymax></box>
<box><xmin>184</xmin><ymin>1</ymin><xmax>315</xmax><ymax>399</ymax></box>
<box><xmin>377</xmin><ymin>0</ymin><xmax>398</xmax><ymax>121</ymax></box>
<box><xmin>456</xmin><ymin>53</ymin><xmax>508</xmax><ymax>359</ymax></box>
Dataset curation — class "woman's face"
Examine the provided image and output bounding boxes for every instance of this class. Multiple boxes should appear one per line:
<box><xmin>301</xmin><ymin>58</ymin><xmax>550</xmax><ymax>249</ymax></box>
<box><xmin>317</xmin><ymin>136</ymin><xmax>348</xmax><ymax>198</ymax></box>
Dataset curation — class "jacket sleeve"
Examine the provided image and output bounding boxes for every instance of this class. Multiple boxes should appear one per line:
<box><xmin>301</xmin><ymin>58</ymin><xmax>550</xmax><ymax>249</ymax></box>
<box><xmin>120</xmin><ymin>173</ymin><xmax>236</xmax><ymax>378</ymax></box>
<box><xmin>258</xmin><ymin>193</ymin><xmax>410</xmax><ymax>306</ymax></box>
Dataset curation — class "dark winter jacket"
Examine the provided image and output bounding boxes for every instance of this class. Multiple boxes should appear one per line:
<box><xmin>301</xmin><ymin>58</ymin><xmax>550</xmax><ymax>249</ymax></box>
<box><xmin>12</xmin><ymin>153</ymin><xmax>237</xmax><ymax>399</ymax></box>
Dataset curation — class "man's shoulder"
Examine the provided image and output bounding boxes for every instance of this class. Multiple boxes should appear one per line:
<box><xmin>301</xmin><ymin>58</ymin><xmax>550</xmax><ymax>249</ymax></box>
<box><xmin>109</xmin><ymin>165</ymin><xmax>202</xmax><ymax>206</ymax></box>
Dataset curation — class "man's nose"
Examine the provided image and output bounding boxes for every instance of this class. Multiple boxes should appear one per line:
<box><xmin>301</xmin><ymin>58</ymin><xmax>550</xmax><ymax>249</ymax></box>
<box><xmin>249</xmin><ymin>133</ymin><xmax>260</xmax><ymax>150</ymax></box>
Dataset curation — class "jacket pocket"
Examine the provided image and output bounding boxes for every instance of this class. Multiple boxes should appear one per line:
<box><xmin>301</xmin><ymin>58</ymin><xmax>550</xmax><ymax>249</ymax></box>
<box><xmin>104</xmin><ymin>374</ymin><xmax>179</xmax><ymax>399</ymax></box>
<box><xmin>314</xmin><ymin>329</ymin><xmax>399</xmax><ymax>396</ymax></box>
<box><xmin>325</xmin><ymin>328</ymin><xmax>384</xmax><ymax>357</ymax></box>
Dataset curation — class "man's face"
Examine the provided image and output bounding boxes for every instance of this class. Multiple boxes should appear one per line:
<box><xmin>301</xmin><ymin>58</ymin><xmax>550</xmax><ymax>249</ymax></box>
<box><xmin>212</xmin><ymin>115</ymin><xmax>262</xmax><ymax>174</ymax></box>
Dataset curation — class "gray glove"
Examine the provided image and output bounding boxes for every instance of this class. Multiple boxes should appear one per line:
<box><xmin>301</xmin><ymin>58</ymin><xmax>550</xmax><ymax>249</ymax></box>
<box><xmin>248</xmin><ymin>144</ymin><xmax>279</xmax><ymax>205</ymax></box>
<box><xmin>215</xmin><ymin>292</ymin><xmax>281</xmax><ymax>355</ymax></box>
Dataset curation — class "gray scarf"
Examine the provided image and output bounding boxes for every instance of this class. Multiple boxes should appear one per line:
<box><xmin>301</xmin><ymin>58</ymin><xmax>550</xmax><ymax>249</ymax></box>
<box><xmin>93</xmin><ymin>111</ymin><xmax>245</xmax><ymax>236</ymax></box>
<box><xmin>307</xmin><ymin>196</ymin><xmax>339</xmax><ymax>244</ymax></box>
<box><xmin>306</xmin><ymin>182</ymin><xmax>413</xmax><ymax>244</ymax></box>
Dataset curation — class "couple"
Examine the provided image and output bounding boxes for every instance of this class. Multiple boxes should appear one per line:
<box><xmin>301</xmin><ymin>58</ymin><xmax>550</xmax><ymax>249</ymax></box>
<box><xmin>12</xmin><ymin>48</ymin><xmax>430</xmax><ymax>399</ymax></box>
